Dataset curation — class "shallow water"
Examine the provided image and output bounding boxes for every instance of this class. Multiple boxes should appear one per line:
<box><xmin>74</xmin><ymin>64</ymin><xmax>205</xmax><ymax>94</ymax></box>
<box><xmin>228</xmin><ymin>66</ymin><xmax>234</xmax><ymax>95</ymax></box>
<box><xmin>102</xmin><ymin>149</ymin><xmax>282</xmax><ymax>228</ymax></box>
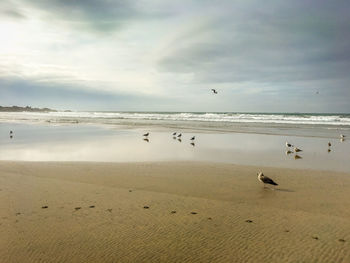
<box><xmin>0</xmin><ymin>122</ymin><xmax>349</xmax><ymax>172</ymax></box>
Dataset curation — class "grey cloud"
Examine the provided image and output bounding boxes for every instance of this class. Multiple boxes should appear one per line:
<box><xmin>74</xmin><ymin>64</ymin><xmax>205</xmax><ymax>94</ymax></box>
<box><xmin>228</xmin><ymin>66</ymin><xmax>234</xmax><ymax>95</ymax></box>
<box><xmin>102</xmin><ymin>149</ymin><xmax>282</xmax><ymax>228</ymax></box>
<box><xmin>0</xmin><ymin>1</ymin><xmax>26</xmax><ymax>19</ymax></box>
<box><xmin>157</xmin><ymin>0</ymin><xmax>350</xmax><ymax>88</ymax></box>
<box><xmin>15</xmin><ymin>0</ymin><xmax>169</xmax><ymax>33</ymax></box>
<box><xmin>0</xmin><ymin>77</ymin><xmax>179</xmax><ymax>111</ymax></box>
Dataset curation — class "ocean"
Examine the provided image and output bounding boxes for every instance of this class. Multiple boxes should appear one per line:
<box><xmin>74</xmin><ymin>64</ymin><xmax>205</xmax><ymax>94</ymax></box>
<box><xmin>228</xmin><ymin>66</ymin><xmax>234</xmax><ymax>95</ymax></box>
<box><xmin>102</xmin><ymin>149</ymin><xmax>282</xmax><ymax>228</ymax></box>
<box><xmin>1</xmin><ymin>111</ymin><xmax>350</xmax><ymax>127</ymax></box>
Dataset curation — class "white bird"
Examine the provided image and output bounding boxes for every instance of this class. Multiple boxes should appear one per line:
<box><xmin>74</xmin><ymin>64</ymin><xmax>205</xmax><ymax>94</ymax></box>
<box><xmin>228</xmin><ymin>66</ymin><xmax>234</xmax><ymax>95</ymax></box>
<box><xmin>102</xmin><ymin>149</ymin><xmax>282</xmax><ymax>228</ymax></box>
<box><xmin>286</xmin><ymin>142</ymin><xmax>293</xmax><ymax>147</ymax></box>
<box><xmin>294</xmin><ymin>147</ymin><xmax>302</xmax><ymax>152</ymax></box>
<box><xmin>257</xmin><ymin>172</ymin><xmax>278</xmax><ymax>187</ymax></box>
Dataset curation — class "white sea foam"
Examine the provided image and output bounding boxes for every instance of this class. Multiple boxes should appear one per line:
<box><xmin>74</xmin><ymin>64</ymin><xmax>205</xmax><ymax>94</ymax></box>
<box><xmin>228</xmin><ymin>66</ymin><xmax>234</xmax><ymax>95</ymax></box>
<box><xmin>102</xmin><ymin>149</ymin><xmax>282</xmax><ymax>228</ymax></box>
<box><xmin>0</xmin><ymin>111</ymin><xmax>350</xmax><ymax>126</ymax></box>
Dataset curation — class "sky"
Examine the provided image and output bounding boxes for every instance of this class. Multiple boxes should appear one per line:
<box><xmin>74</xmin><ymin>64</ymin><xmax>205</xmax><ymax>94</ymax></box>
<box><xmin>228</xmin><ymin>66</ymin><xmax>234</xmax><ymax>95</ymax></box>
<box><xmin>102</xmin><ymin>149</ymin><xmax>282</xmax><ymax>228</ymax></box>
<box><xmin>0</xmin><ymin>0</ymin><xmax>350</xmax><ymax>112</ymax></box>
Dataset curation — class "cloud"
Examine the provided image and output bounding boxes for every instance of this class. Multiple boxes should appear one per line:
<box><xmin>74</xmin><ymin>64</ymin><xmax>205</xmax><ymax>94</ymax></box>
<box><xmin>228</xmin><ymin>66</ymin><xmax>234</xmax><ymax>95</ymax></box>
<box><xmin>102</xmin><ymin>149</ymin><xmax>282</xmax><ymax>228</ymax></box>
<box><xmin>0</xmin><ymin>0</ymin><xmax>350</xmax><ymax>112</ymax></box>
<box><xmin>0</xmin><ymin>1</ymin><xmax>26</xmax><ymax>20</ymax></box>
<box><xmin>0</xmin><ymin>76</ymin><xmax>181</xmax><ymax>111</ymax></box>
<box><xmin>157</xmin><ymin>0</ymin><xmax>350</xmax><ymax>88</ymax></box>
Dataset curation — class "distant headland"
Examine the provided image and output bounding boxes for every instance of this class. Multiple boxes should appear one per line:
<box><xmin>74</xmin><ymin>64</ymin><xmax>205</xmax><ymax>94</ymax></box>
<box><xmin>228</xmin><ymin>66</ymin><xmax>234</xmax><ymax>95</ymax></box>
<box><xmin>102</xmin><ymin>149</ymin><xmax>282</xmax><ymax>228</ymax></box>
<box><xmin>0</xmin><ymin>105</ymin><xmax>58</xmax><ymax>112</ymax></box>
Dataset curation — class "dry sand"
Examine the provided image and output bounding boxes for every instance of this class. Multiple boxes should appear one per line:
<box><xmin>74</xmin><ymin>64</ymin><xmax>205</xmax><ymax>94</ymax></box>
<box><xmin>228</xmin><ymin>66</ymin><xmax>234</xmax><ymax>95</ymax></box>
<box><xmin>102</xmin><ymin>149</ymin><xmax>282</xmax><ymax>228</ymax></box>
<box><xmin>1</xmin><ymin>161</ymin><xmax>349</xmax><ymax>262</ymax></box>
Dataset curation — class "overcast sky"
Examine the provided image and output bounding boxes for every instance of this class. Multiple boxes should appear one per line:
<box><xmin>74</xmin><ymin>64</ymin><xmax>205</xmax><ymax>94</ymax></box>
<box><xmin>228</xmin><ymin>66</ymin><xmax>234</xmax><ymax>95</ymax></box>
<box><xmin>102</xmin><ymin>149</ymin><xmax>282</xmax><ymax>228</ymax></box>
<box><xmin>0</xmin><ymin>0</ymin><xmax>349</xmax><ymax>112</ymax></box>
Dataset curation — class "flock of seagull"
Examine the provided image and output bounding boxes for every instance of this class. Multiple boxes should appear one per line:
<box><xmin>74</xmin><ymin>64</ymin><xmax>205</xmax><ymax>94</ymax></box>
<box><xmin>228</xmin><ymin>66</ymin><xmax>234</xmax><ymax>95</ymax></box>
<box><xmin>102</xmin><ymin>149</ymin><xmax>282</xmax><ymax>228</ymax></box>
<box><xmin>141</xmin><ymin>130</ymin><xmax>347</xmax><ymax>188</ymax></box>
<box><xmin>6</xmin><ymin>115</ymin><xmax>348</xmax><ymax>189</ymax></box>
<box><xmin>143</xmin><ymin>132</ymin><xmax>196</xmax><ymax>146</ymax></box>
<box><xmin>260</xmin><ymin>134</ymin><xmax>347</xmax><ymax>188</ymax></box>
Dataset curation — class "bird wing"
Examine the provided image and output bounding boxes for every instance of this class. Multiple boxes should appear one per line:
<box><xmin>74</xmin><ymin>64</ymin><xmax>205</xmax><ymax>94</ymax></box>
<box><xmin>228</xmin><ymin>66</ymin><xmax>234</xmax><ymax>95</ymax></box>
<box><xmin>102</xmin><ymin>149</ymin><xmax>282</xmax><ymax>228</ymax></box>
<box><xmin>263</xmin><ymin>176</ymin><xmax>278</xmax><ymax>185</ymax></box>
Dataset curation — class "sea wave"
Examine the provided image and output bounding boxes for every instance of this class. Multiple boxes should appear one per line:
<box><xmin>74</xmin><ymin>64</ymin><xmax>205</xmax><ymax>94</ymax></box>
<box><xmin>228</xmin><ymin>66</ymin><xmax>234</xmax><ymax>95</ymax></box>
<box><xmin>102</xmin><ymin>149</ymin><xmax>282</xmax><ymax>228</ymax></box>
<box><xmin>0</xmin><ymin>111</ymin><xmax>350</xmax><ymax>126</ymax></box>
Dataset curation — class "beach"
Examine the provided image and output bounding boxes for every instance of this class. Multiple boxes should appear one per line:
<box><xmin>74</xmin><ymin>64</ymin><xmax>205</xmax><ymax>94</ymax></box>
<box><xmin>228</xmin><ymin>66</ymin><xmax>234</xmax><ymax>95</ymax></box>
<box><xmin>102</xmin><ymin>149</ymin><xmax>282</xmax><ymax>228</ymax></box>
<box><xmin>1</xmin><ymin>161</ymin><xmax>350</xmax><ymax>262</ymax></box>
<box><xmin>0</xmin><ymin>114</ymin><xmax>350</xmax><ymax>262</ymax></box>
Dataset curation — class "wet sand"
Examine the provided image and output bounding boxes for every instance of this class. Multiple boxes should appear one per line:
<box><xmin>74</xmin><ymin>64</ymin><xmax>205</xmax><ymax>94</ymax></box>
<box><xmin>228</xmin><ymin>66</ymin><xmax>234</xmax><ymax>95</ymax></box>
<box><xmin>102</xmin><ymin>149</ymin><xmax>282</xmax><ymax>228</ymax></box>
<box><xmin>1</xmin><ymin>161</ymin><xmax>349</xmax><ymax>262</ymax></box>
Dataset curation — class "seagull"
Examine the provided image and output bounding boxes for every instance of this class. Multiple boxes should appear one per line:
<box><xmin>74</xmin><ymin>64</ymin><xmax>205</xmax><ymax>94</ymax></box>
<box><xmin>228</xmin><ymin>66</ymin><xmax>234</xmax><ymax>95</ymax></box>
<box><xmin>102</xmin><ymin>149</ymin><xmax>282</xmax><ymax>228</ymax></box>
<box><xmin>143</xmin><ymin>132</ymin><xmax>149</xmax><ymax>137</ymax></box>
<box><xmin>340</xmin><ymin>134</ymin><xmax>345</xmax><ymax>138</ymax></box>
<box><xmin>257</xmin><ymin>172</ymin><xmax>278</xmax><ymax>187</ymax></box>
<box><xmin>294</xmin><ymin>147</ymin><xmax>302</xmax><ymax>152</ymax></box>
<box><xmin>172</xmin><ymin>132</ymin><xmax>177</xmax><ymax>136</ymax></box>
<box><xmin>286</xmin><ymin>142</ymin><xmax>293</xmax><ymax>147</ymax></box>
<box><xmin>190</xmin><ymin>136</ymin><xmax>195</xmax><ymax>141</ymax></box>
<box><xmin>177</xmin><ymin>133</ymin><xmax>182</xmax><ymax>138</ymax></box>
<box><xmin>211</xmin><ymin>89</ymin><xmax>218</xmax><ymax>94</ymax></box>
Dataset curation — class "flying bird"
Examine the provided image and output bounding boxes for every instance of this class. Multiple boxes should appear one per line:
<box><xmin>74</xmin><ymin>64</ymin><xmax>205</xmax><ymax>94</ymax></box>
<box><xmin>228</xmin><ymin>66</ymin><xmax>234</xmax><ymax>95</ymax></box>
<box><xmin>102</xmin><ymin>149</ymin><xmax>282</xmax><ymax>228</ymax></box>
<box><xmin>257</xmin><ymin>172</ymin><xmax>278</xmax><ymax>187</ymax></box>
<box><xmin>211</xmin><ymin>89</ymin><xmax>218</xmax><ymax>94</ymax></box>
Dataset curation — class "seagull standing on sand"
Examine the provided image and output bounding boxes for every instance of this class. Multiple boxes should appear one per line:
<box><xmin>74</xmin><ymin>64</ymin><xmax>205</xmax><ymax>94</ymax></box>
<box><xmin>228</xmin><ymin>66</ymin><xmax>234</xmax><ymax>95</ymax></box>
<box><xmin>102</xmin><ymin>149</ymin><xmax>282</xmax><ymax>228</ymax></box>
<box><xmin>286</xmin><ymin>142</ymin><xmax>293</xmax><ymax>148</ymax></box>
<box><xmin>294</xmin><ymin>147</ymin><xmax>302</xmax><ymax>152</ymax></box>
<box><xmin>257</xmin><ymin>172</ymin><xmax>278</xmax><ymax>187</ymax></box>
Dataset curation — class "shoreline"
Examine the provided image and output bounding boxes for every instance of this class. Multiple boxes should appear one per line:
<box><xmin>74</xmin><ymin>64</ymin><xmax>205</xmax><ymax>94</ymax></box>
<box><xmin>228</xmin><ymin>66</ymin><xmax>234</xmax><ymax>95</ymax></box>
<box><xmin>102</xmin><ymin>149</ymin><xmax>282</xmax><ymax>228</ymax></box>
<box><xmin>1</xmin><ymin>161</ymin><xmax>349</xmax><ymax>262</ymax></box>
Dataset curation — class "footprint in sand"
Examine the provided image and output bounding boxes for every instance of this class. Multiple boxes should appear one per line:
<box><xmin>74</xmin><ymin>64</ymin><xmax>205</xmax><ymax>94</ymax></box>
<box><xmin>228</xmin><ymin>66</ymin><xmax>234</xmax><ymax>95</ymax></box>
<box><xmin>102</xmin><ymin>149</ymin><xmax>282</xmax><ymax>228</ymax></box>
<box><xmin>75</xmin><ymin>207</ymin><xmax>82</xmax><ymax>211</ymax></box>
<box><xmin>312</xmin><ymin>236</ymin><xmax>319</xmax><ymax>240</ymax></box>
<box><xmin>190</xmin><ymin>212</ymin><xmax>198</xmax><ymax>215</ymax></box>
<box><xmin>245</xmin><ymin>220</ymin><xmax>253</xmax><ymax>223</ymax></box>
<box><xmin>207</xmin><ymin>217</ymin><xmax>212</xmax><ymax>220</ymax></box>
<box><xmin>106</xmin><ymin>209</ymin><xmax>112</xmax><ymax>212</ymax></box>
<box><xmin>129</xmin><ymin>190</ymin><xmax>132</xmax><ymax>192</ymax></box>
<box><xmin>41</xmin><ymin>206</ymin><xmax>48</xmax><ymax>209</ymax></box>
<box><xmin>285</xmin><ymin>230</ymin><xmax>290</xmax><ymax>232</ymax></box>
<box><xmin>338</xmin><ymin>239</ymin><xmax>346</xmax><ymax>243</ymax></box>
<box><xmin>89</xmin><ymin>205</ymin><xmax>95</xmax><ymax>208</ymax></box>
<box><xmin>15</xmin><ymin>212</ymin><xmax>21</xmax><ymax>216</ymax></box>
<box><xmin>143</xmin><ymin>206</ymin><xmax>150</xmax><ymax>209</ymax></box>
<box><xmin>170</xmin><ymin>211</ymin><xmax>176</xmax><ymax>214</ymax></box>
